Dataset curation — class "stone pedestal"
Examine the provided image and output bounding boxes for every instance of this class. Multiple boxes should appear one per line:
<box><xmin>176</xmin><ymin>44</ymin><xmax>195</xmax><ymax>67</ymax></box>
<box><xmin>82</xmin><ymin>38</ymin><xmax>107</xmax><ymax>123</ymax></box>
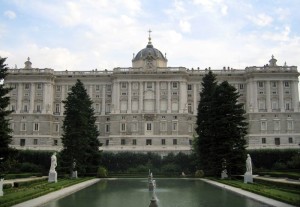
<box><xmin>221</xmin><ymin>171</ymin><xmax>228</xmax><ymax>179</ymax></box>
<box><xmin>0</xmin><ymin>178</ymin><xmax>4</xmax><ymax>196</ymax></box>
<box><xmin>148</xmin><ymin>180</ymin><xmax>156</xmax><ymax>191</ymax></box>
<box><xmin>244</xmin><ymin>172</ymin><xmax>253</xmax><ymax>183</ymax></box>
<box><xmin>72</xmin><ymin>171</ymin><xmax>78</xmax><ymax>179</ymax></box>
<box><xmin>149</xmin><ymin>196</ymin><xmax>158</xmax><ymax>207</ymax></box>
<box><xmin>48</xmin><ymin>171</ymin><xmax>57</xmax><ymax>183</ymax></box>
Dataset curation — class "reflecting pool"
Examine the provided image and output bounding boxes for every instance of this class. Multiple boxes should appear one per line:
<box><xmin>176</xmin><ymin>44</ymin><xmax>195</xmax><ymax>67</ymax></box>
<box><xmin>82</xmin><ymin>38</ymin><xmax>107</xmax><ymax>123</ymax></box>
<box><xmin>42</xmin><ymin>178</ymin><xmax>270</xmax><ymax>207</ymax></box>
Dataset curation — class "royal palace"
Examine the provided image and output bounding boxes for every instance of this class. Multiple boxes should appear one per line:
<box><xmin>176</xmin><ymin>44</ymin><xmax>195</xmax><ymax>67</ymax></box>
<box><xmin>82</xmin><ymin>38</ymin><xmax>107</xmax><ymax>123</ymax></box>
<box><xmin>4</xmin><ymin>37</ymin><xmax>300</xmax><ymax>154</ymax></box>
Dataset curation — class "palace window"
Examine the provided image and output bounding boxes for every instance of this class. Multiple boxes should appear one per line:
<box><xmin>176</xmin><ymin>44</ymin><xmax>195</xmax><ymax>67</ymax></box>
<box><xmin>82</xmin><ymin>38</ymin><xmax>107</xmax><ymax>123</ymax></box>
<box><xmin>121</xmin><ymin>82</ymin><xmax>127</xmax><ymax>89</ymax></box>
<box><xmin>274</xmin><ymin>138</ymin><xmax>280</xmax><ymax>145</ymax></box>
<box><xmin>37</xmin><ymin>83</ymin><xmax>42</xmax><ymax>89</ymax></box>
<box><xmin>33</xmin><ymin>123</ymin><xmax>39</xmax><ymax>131</ymax></box>
<box><xmin>262</xmin><ymin>138</ymin><xmax>266</xmax><ymax>144</ymax></box>
<box><xmin>24</xmin><ymin>83</ymin><xmax>30</xmax><ymax>89</ymax></box>
<box><xmin>161</xmin><ymin>122</ymin><xmax>167</xmax><ymax>131</ymax></box>
<box><xmin>121</xmin><ymin>139</ymin><xmax>125</xmax><ymax>145</ymax></box>
<box><xmin>20</xmin><ymin>139</ymin><xmax>25</xmax><ymax>146</ymax></box>
<box><xmin>172</xmin><ymin>82</ymin><xmax>178</xmax><ymax>89</ymax></box>
<box><xmin>161</xmin><ymin>139</ymin><xmax>166</xmax><ymax>145</ymax></box>
<box><xmin>187</xmin><ymin>84</ymin><xmax>192</xmax><ymax>90</ymax></box>
<box><xmin>34</xmin><ymin>139</ymin><xmax>38</xmax><ymax>145</ymax></box>
<box><xmin>260</xmin><ymin>121</ymin><xmax>267</xmax><ymax>131</ymax></box>
<box><xmin>284</xmin><ymin>81</ymin><xmax>290</xmax><ymax>88</ymax></box>
<box><xmin>105</xmin><ymin>124</ymin><xmax>110</xmax><ymax>133</ymax></box>
<box><xmin>54</xmin><ymin>139</ymin><xmax>58</xmax><ymax>146</ymax></box>
<box><xmin>173</xmin><ymin>139</ymin><xmax>177</xmax><ymax>145</ymax></box>
<box><xmin>288</xmin><ymin>137</ymin><xmax>293</xmax><ymax>144</ymax></box>
<box><xmin>95</xmin><ymin>85</ymin><xmax>100</xmax><ymax>91</ymax></box>
<box><xmin>132</xmin><ymin>139</ymin><xmax>137</xmax><ymax>145</ymax></box>
<box><xmin>121</xmin><ymin>123</ymin><xmax>126</xmax><ymax>132</ymax></box>
<box><xmin>258</xmin><ymin>81</ymin><xmax>264</xmax><ymax>88</ymax></box>
<box><xmin>105</xmin><ymin>140</ymin><xmax>109</xmax><ymax>146</ymax></box>
<box><xmin>146</xmin><ymin>139</ymin><xmax>152</xmax><ymax>145</ymax></box>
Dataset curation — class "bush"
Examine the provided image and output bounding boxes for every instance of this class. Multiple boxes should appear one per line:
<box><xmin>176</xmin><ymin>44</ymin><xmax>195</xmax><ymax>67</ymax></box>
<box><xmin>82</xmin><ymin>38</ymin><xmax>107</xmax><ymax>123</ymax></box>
<box><xmin>287</xmin><ymin>154</ymin><xmax>300</xmax><ymax>169</ymax></box>
<box><xmin>272</xmin><ymin>162</ymin><xmax>287</xmax><ymax>170</ymax></box>
<box><xmin>195</xmin><ymin>170</ymin><xmax>205</xmax><ymax>178</ymax></box>
<box><xmin>97</xmin><ymin>167</ymin><xmax>108</xmax><ymax>178</ymax></box>
<box><xmin>161</xmin><ymin>164</ymin><xmax>180</xmax><ymax>176</ymax></box>
<box><xmin>19</xmin><ymin>162</ymin><xmax>42</xmax><ymax>173</ymax></box>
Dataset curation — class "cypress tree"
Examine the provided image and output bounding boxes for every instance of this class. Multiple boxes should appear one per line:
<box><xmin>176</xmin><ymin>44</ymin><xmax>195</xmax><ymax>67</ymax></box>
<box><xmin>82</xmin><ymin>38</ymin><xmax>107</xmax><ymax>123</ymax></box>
<box><xmin>194</xmin><ymin>71</ymin><xmax>217</xmax><ymax>175</ymax></box>
<box><xmin>0</xmin><ymin>57</ymin><xmax>13</xmax><ymax>160</ymax></box>
<box><xmin>212</xmin><ymin>81</ymin><xmax>247</xmax><ymax>176</ymax></box>
<box><xmin>61</xmin><ymin>79</ymin><xmax>101</xmax><ymax>175</ymax></box>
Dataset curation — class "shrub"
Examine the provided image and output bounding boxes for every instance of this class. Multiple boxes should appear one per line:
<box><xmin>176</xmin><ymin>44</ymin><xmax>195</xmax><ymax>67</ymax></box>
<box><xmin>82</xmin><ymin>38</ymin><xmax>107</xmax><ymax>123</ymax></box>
<box><xmin>161</xmin><ymin>164</ymin><xmax>180</xmax><ymax>176</ymax></box>
<box><xmin>195</xmin><ymin>170</ymin><xmax>205</xmax><ymax>178</ymax></box>
<box><xmin>287</xmin><ymin>154</ymin><xmax>300</xmax><ymax>169</ymax></box>
<box><xmin>97</xmin><ymin>167</ymin><xmax>108</xmax><ymax>178</ymax></box>
<box><xmin>272</xmin><ymin>162</ymin><xmax>287</xmax><ymax>170</ymax></box>
<box><xmin>19</xmin><ymin>162</ymin><xmax>42</xmax><ymax>173</ymax></box>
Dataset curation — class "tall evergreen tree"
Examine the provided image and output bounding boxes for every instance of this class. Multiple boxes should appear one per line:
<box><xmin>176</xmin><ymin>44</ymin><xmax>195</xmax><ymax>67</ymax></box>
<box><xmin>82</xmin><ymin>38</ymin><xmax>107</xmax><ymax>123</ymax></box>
<box><xmin>61</xmin><ymin>79</ymin><xmax>101</xmax><ymax>175</ymax></box>
<box><xmin>194</xmin><ymin>71</ymin><xmax>217</xmax><ymax>175</ymax></box>
<box><xmin>194</xmin><ymin>71</ymin><xmax>247</xmax><ymax>176</ymax></box>
<box><xmin>0</xmin><ymin>57</ymin><xmax>13</xmax><ymax>160</ymax></box>
<box><xmin>212</xmin><ymin>81</ymin><xmax>247</xmax><ymax>176</ymax></box>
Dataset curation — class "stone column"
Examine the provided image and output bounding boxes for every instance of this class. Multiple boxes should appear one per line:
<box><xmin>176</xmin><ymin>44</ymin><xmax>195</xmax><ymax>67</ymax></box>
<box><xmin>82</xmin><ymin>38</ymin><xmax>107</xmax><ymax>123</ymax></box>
<box><xmin>101</xmin><ymin>85</ymin><xmax>106</xmax><ymax>115</ymax></box>
<box><xmin>265</xmin><ymin>81</ymin><xmax>271</xmax><ymax>112</ymax></box>
<box><xmin>293</xmin><ymin>80</ymin><xmax>299</xmax><ymax>112</ymax></box>
<box><xmin>193</xmin><ymin>84</ymin><xmax>198</xmax><ymax>115</ymax></box>
<box><xmin>139</xmin><ymin>82</ymin><xmax>144</xmax><ymax>113</ymax></box>
<box><xmin>179</xmin><ymin>81</ymin><xmax>187</xmax><ymax>113</ymax></box>
<box><xmin>48</xmin><ymin>83</ymin><xmax>54</xmax><ymax>114</ymax></box>
<box><xmin>246</xmin><ymin>80</ymin><xmax>251</xmax><ymax>112</ymax></box>
<box><xmin>167</xmin><ymin>82</ymin><xmax>171</xmax><ymax>113</ymax></box>
<box><xmin>42</xmin><ymin>84</ymin><xmax>48</xmax><ymax>113</ymax></box>
<box><xmin>17</xmin><ymin>83</ymin><xmax>23</xmax><ymax>113</ymax></box>
<box><xmin>278</xmin><ymin>81</ymin><xmax>284</xmax><ymax>112</ymax></box>
<box><xmin>61</xmin><ymin>85</ymin><xmax>66</xmax><ymax>115</ymax></box>
<box><xmin>252</xmin><ymin>80</ymin><xmax>258</xmax><ymax>112</ymax></box>
<box><xmin>29</xmin><ymin>83</ymin><xmax>35</xmax><ymax>113</ymax></box>
<box><xmin>156</xmin><ymin>81</ymin><xmax>160</xmax><ymax>113</ymax></box>
<box><xmin>112</xmin><ymin>81</ymin><xmax>120</xmax><ymax>113</ymax></box>
<box><xmin>89</xmin><ymin>85</ymin><xmax>93</xmax><ymax>99</ymax></box>
<box><xmin>128</xmin><ymin>81</ymin><xmax>132</xmax><ymax>113</ymax></box>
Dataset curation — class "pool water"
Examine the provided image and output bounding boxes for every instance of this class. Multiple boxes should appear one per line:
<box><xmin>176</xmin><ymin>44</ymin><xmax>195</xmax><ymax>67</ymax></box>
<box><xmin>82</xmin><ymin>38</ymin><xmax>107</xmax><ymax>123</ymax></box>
<box><xmin>42</xmin><ymin>178</ymin><xmax>270</xmax><ymax>207</ymax></box>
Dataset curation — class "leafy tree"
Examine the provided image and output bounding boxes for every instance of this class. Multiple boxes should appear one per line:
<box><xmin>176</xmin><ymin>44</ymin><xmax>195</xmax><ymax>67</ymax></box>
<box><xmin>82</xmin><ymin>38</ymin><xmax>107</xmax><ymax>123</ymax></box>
<box><xmin>61</xmin><ymin>79</ymin><xmax>101</xmax><ymax>175</ymax></box>
<box><xmin>194</xmin><ymin>71</ymin><xmax>217</xmax><ymax>174</ymax></box>
<box><xmin>0</xmin><ymin>57</ymin><xmax>13</xmax><ymax>160</ymax></box>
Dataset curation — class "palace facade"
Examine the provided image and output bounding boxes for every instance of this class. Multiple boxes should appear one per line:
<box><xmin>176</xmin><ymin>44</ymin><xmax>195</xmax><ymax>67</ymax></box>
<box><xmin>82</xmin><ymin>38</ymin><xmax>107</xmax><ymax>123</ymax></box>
<box><xmin>4</xmin><ymin>37</ymin><xmax>300</xmax><ymax>154</ymax></box>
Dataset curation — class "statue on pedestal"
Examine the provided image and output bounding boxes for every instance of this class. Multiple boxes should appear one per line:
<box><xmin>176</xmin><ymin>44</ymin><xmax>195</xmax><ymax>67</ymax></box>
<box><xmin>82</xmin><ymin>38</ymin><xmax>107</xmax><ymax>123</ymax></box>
<box><xmin>244</xmin><ymin>154</ymin><xmax>253</xmax><ymax>183</ymax></box>
<box><xmin>48</xmin><ymin>152</ymin><xmax>58</xmax><ymax>183</ymax></box>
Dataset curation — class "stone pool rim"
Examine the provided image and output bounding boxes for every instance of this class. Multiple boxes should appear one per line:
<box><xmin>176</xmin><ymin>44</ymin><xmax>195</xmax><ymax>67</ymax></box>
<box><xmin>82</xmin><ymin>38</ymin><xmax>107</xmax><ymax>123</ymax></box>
<box><xmin>12</xmin><ymin>178</ymin><xmax>296</xmax><ymax>207</ymax></box>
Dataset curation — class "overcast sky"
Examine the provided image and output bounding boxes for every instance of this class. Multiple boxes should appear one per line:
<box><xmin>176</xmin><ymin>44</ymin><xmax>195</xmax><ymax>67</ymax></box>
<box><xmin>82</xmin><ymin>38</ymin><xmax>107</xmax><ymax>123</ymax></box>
<box><xmin>0</xmin><ymin>0</ymin><xmax>300</xmax><ymax>71</ymax></box>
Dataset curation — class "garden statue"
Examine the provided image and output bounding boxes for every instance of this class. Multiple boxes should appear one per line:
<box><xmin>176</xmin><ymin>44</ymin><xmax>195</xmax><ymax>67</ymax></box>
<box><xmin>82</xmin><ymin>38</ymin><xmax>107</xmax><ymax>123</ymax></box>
<box><xmin>244</xmin><ymin>154</ymin><xmax>253</xmax><ymax>183</ymax></box>
<box><xmin>72</xmin><ymin>159</ymin><xmax>78</xmax><ymax>179</ymax></box>
<box><xmin>48</xmin><ymin>152</ymin><xmax>57</xmax><ymax>183</ymax></box>
<box><xmin>0</xmin><ymin>178</ymin><xmax>3</xmax><ymax>196</ymax></box>
<box><xmin>221</xmin><ymin>158</ymin><xmax>228</xmax><ymax>179</ymax></box>
<box><xmin>246</xmin><ymin>154</ymin><xmax>252</xmax><ymax>174</ymax></box>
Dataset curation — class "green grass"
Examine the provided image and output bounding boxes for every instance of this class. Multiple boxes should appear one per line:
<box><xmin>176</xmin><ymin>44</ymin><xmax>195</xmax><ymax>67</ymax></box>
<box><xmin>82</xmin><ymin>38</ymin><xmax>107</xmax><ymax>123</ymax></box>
<box><xmin>257</xmin><ymin>171</ymin><xmax>300</xmax><ymax>180</ymax></box>
<box><xmin>0</xmin><ymin>177</ymin><xmax>92</xmax><ymax>207</ymax></box>
<box><xmin>210</xmin><ymin>178</ymin><xmax>300</xmax><ymax>206</ymax></box>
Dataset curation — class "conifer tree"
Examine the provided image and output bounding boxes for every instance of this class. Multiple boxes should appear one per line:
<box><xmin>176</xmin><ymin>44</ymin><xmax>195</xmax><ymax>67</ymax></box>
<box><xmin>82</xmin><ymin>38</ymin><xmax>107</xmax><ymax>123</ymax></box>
<box><xmin>194</xmin><ymin>71</ymin><xmax>217</xmax><ymax>175</ymax></box>
<box><xmin>212</xmin><ymin>81</ymin><xmax>247</xmax><ymax>176</ymax></box>
<box><xmin>61</xmin><ymin>79</ymin><xmax>101</xmax><ymax>174</ymax></box>
<box><xmin>0</xmin><ymin>57</ymin><xmax>13</xmax><ymax>160</ymax></box>
<box><xmin>194</xmin><ymin>71</ymin><xmax>247</xmax><ymax>176</ymax></box>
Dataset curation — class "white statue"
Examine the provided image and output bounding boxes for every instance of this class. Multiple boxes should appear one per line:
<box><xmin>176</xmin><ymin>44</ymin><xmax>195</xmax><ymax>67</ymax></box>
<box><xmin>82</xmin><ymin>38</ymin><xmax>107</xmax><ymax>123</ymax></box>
<box><xmin>50</xmin><ymin>152</ymin><xmax>57</xmax><ymax>172</ymax></box>
<box><xmin>246</xmin><ymin>154</ymin><xmax>252</xmax><ymax>174</ymax></box>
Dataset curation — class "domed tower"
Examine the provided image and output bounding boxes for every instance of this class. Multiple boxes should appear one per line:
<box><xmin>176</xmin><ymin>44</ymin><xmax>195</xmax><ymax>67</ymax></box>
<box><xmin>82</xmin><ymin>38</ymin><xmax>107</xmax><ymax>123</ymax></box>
<box><xmin>132</xmin><ymin>31</ymin><xmax>167</xmax><ymax>69</ymax></box>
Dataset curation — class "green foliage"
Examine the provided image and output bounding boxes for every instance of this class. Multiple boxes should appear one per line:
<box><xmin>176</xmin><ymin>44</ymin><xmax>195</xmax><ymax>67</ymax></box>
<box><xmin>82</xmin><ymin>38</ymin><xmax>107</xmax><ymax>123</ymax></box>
<box><xmin>19</xmin><ymin>162</ymin><xmax>42</xmax><ymax>173</ymax></box>
<box><xmin>61</xmin><ymin>80</ymin><xmax>101</xmax><ymax>174</ymax></box>
<box><xmin>0</xmin><ymin>57</ymin><xmax>13</xmax><ymax>176</ymax></box>
<box><xmin>211</xmin><ymin>178</ymin><xmax>300</xmax><ymax>206</ymax></box>
<box><xmin>247</xmin><ymin>149</ymin><xmax>299</xmax><ymax>170</ymax></box>
<box><xmin>287</xmin><ymin>153</ymin><xmax>300</xmax><ymax>169</ymax></box>
<box><xmin>161</xmin><ymin>163</ymin><xmax>180</xmax><ymax>176</ymax></box>
<box><xmin>0</xmin><ymin>178</ymin><xmax>92</xmax><ymax>207</ymax></box>
<box><xmin>4</xmin><ymin>173</ymin><xmax>42</xmax><ymax>179</ymax></box>
<box><xmin>101</xmin><ymin>152</ymin><xmax>195</xmax><ymax>175</ymax></box>
<box><xmin>194</xmin><ymin>71</ymin><xmax>247</xmax><ymax>176</ymax></box>
<box><xmin>195</xmin><ymin>170</ymin><xmax>205</xmax><ymax>178</ymax></box>
<box><xmin>97</xmin><ymin>167</ymin><xmax>108</xmax><ymax>178</ymax></box>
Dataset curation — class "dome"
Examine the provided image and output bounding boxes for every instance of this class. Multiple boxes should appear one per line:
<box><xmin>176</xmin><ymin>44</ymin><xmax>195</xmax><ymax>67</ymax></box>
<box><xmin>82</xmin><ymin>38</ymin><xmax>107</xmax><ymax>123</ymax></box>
<box><xmin>132</xmin><ymin>35</ymin><xmax>168</xmax><ymax>68</ymax></box>
<box><xmin>132</xmin><ymin>42</ymin><xmax>167</xmax><ymax>62</ymax></box>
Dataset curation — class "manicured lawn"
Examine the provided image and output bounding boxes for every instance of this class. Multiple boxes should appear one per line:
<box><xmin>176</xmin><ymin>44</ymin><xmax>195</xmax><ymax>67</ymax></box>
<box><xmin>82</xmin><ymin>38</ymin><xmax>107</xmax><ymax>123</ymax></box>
<box><xmin>0</xmin><ymin>177</ymin><xmax>92</xmax><ymax>207</ymax></box>
<box><xmin>210</xmin><ymin>178</ymin><xmax>300</xmax><ymax>206</ymax></box>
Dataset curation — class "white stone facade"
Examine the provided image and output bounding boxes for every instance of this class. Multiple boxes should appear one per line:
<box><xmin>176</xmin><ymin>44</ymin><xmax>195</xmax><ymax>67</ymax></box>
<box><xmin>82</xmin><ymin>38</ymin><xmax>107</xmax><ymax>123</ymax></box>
<box><xmin>4</xmin><ymin>41</ymin><xmax>300</xmax><ymax>154</ymax></box>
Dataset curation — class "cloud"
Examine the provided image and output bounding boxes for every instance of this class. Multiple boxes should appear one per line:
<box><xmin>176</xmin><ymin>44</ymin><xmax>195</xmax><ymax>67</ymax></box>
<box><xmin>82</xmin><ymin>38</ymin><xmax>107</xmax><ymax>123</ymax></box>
<box><xmin>179</xmin><ymin>20</ymin><xmax>191</xmax><ymax>33</ymax></box>
<box><xmin>4</xmin><ymin>10</ymin><xmax>16</xmax><ymax>19</ymax></box>
<box><xmin>247</xmin><ymin>13</ymin><xmax>273</xmax><ymax>27</ymax></box>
